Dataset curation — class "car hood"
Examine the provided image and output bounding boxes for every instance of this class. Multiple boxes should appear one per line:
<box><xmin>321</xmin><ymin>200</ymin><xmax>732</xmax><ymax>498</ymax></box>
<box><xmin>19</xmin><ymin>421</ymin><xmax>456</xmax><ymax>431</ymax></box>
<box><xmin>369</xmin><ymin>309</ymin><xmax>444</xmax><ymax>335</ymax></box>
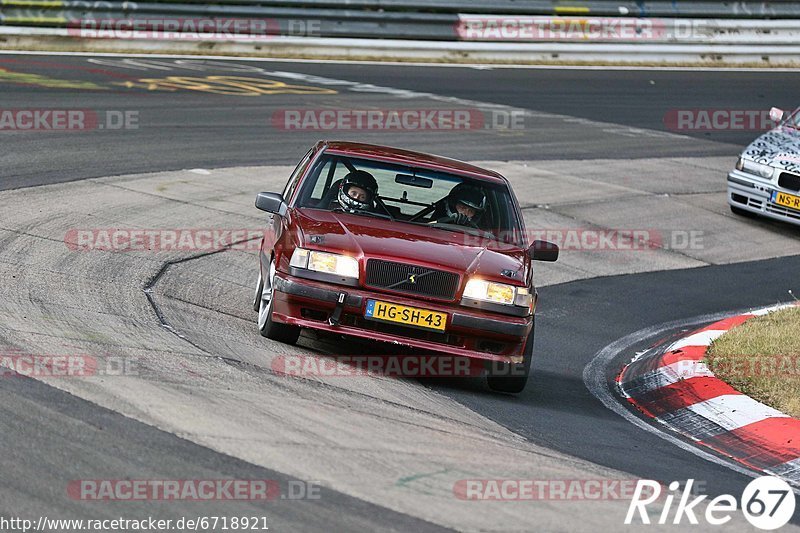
<box><xmin>742</xmin><ymin>126</ymin><xmax>800</xmax><ymax>172</ymax></box>
<box><xmin>294</xmin><ymin>209</ymin><xmax>527</xmax><ymax>282</ymax></box>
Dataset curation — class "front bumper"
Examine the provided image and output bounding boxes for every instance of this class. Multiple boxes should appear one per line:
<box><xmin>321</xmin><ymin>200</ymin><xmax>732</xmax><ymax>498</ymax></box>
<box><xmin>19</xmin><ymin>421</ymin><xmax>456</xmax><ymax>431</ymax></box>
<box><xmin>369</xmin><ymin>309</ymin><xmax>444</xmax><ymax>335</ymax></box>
<box><xmin>727</xmin><ymin>169</ymin><xmax>800</xmax><ymax>225</ymax></box>
<box><xmin>271</xmin><ymin>272</ymin><xmax>533</xmax><ymax>364</ymax></box>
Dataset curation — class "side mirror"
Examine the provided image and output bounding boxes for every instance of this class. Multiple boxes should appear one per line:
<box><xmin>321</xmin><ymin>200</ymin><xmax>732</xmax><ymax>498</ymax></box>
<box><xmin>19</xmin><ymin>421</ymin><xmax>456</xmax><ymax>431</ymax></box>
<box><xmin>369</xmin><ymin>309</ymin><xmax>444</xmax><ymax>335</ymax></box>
<box><xmin>770</xmin><ymin>107</ymin><xmax>785</xmax><ymax>123</ymax></box>
<box><xmin>529</xmin><ymin>240</ymin><xmax>559</xmax><ymax>262</ymax></box>
<box><xmin>255</xmin><ymin>192</ymin><xmax>287</xmax><ymax>216</ymax></box>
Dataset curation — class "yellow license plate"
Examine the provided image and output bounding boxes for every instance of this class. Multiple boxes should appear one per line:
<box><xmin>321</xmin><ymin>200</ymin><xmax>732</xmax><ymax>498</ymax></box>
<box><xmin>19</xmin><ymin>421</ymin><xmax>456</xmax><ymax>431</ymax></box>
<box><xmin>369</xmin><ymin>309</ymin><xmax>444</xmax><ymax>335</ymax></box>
<box><xmin>773</xmin><ymin>190</ymin><xmax>800</xmax><ymax>211</ymax></box>
<box><xmin>364</xmin><ymin>299</ymin><xmax>446</xmax><ymax>332</ymax></box>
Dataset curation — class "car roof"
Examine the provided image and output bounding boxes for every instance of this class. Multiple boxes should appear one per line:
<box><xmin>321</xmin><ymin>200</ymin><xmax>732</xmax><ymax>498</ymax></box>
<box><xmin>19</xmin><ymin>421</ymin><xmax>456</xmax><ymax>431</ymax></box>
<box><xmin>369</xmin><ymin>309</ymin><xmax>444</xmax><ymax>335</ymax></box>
<box><xmin>319</xmin><ymin>141</ymin><xmax>508</xmax><ymax>184</ymax></box>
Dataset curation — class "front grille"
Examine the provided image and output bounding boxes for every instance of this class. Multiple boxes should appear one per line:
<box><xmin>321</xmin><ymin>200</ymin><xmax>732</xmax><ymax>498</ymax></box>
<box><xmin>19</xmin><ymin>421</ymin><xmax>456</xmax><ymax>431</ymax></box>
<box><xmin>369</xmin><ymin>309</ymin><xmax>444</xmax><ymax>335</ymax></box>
<box><xmin>364</xmin><ymin>259</ymin><xmax>459</xmax><ymax>300</ymax></box>
<box><xmin>778</xmin><ymin>172</ymin><xmax>800</xmax><ymax>192</ymax></box>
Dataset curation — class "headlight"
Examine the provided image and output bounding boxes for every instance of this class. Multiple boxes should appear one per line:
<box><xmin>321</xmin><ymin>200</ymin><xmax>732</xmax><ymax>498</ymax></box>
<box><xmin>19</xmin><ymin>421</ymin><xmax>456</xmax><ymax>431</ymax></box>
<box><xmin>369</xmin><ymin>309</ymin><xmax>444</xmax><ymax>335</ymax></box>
<box><xmin>736</xmin><ymin>158</ymin><xmax>774</xmax><ymax>179</ymax></box>
<box><xmin>463</xmin><ymin>278</ymin><xmax>526</xmax><ymax>307</ymax></box>
<box><xmin>290</xmin><ymin>248</ymin><xmax>359</xmax><ymax>278</ymax></box>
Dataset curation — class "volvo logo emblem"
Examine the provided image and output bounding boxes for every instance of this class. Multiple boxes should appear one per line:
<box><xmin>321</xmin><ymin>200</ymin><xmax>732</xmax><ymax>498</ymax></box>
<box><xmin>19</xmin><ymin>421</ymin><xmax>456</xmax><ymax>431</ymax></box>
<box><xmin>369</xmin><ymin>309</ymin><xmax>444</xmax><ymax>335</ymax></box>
<box><xmin>388</xmin><ymin>269</ymin><xmax>431</xmax><ymax>290</ymax></box>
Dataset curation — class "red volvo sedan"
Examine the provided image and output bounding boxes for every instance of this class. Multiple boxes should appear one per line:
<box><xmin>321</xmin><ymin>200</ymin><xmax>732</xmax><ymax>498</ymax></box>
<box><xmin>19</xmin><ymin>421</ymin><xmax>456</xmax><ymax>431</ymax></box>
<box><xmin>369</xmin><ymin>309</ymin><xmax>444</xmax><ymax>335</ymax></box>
<box><xmin>253</xmin><ymin>141</ymin><xmax>558</xmax><ymax>393</ymax></box>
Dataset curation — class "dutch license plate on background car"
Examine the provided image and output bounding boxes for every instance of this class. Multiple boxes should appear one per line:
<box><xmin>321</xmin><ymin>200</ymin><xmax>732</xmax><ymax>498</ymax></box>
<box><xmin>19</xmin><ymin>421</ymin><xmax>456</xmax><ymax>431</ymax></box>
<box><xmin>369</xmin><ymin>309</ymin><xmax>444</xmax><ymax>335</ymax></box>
<box><xmin>773</xmin><ymin>190</ymin><xmax>800</xmax><ymax>211</ymax></box>
<box><xmin>364</xmin><ymin>299</ymin><xmax>446</xmax><ymax>332</ymax></box>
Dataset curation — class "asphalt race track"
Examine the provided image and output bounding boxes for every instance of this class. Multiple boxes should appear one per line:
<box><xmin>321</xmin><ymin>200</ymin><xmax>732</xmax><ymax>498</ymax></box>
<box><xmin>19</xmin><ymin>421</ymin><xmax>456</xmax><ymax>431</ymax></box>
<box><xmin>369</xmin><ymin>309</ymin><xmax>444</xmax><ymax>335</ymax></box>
<box><xmin>3</xmin><ymin>55</ymin><xmax>800</xmax><ymax>189</ymax></box>
<box><xmin>2</xmin><ymin>52</ymin><xmax>800</xmax><ymax>531</ymax></box>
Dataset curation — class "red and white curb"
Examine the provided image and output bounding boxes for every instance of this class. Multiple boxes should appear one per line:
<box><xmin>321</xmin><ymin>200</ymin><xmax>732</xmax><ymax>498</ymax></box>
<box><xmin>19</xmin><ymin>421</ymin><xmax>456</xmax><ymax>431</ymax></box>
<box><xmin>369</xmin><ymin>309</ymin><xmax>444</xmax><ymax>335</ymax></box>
<box><xmin>617</xmin><ymin>303</ymin><xmax>800</xmax><ymax>485</ymax></box>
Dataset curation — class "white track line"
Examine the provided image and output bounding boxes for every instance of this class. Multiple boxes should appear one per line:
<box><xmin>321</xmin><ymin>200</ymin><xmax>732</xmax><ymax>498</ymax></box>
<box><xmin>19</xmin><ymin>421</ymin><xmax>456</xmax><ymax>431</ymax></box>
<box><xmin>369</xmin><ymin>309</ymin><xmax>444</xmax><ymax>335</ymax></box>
<box><xmin>686</xmin><ymin>394</ymin><xmax>788</xmax><ymax>432</ymax></box>
<box><xmin>621</xmin><ymin>360</ymin><xmax>715</xmax><ymax>394</ymax></box>
<box><xmin>666</xmin><ymin>329</ymin><xmax>727</xmax><ymax>351</ymax></box>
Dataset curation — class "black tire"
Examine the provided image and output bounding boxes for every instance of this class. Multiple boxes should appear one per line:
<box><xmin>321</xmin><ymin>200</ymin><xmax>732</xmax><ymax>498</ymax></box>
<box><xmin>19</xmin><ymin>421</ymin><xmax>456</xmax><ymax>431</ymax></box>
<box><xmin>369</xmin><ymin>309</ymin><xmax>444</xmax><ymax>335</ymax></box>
<box><xmin>487</xmin><ymin>319</ymin><xmax>534</xmax><ymax>394</ymax></box>
<box><xmin>257</xmin><ymin>260</ymin><xmax>301</xmax><ymax>344</ymax></box>
<box><xmin>253</xmin><ymin>269</ymin><xmax>264</xmax><ymax>313</ymax></box>
<box><xmin>730</xmin><ymin>205</ymin><xmax>754</xmax><ymax>217</ymax></box>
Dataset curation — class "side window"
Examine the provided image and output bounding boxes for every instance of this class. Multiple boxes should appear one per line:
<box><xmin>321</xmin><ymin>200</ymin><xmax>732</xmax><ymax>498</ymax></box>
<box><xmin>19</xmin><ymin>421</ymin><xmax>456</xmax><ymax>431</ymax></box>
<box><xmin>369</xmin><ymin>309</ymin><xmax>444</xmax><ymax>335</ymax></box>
<box><xmin>309</xmin><ymin>158</ymin><xmax>350</xmax><ymax>202</ymax></box>
<box><xmin>282</xmin><ymin>149</ymin><xmax>314</xmax><ymax>204</ymax></box>
<box><xmin>309</xmin><ymin>159</ymin><xmax>331</xmax><ymax>200</ymax></box>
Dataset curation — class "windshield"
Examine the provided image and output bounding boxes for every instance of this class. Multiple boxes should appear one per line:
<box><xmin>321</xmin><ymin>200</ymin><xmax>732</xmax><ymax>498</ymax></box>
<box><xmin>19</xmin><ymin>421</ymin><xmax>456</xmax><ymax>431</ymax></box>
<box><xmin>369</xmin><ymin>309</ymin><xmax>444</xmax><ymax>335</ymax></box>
<box><xmin>781</xmin><ymin>107</ymin><xmax>800</xmax><ymax>129</ymax></box>
<box><xmin>294</xmin><ymin>153</ymin><xmax>525</xmax><ymax>246</ymax></box>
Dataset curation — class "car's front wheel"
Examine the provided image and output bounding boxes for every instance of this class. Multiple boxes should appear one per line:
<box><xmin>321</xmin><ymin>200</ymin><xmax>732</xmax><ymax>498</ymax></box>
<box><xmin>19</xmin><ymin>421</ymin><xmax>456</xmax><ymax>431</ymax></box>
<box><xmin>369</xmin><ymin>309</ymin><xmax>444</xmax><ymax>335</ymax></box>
<box><xmin>486</xmin><ymin>319</ymin><xmax>534</xmax><ymax>394</ymax></box>
<box><xmin>253</xmin><ymin>269</ymin><xmax>264</xmax><ymax>312</ymax></box>
<box><xmin>257</xmin><ymin>259</ymin><xmax>301</xmax><ymax>344</ymax></box>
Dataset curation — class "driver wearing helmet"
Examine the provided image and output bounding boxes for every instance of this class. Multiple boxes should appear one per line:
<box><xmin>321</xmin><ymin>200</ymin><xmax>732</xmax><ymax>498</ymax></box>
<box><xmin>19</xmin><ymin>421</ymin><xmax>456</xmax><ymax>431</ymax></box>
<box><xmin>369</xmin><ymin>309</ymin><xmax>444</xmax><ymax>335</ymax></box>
<box><xmin>332</xmin><ymin>170</ymin><xmax>379</xmax><ymax>214</ymax></box>
<box><xmin>435</xmin><ymin>183</ymin><xmax>486</xmax><ymax>227</ymax></box>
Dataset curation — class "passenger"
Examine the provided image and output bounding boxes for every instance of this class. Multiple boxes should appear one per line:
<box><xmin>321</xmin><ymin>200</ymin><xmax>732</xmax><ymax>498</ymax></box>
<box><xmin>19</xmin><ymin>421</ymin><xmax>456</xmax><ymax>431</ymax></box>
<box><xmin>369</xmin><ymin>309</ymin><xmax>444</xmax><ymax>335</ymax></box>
<box><xmin>435</xmin><ymin>183</ymin><xmax>486</xmax><ymax>227</ymax></box>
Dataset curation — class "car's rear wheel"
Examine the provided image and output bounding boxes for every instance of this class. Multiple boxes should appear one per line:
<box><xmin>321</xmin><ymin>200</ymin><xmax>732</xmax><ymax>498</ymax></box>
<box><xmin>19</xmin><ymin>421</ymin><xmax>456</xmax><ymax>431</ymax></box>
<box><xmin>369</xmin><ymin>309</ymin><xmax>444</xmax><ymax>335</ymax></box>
<box><xmin>486</xmin><ymin>319</ymin><xmax>534</xmax><ymax>394</ymax></box>
<box><xmin>257</xmin><ymin>259</ymin><xmax>301</xmax><ymax>344</ymax></box>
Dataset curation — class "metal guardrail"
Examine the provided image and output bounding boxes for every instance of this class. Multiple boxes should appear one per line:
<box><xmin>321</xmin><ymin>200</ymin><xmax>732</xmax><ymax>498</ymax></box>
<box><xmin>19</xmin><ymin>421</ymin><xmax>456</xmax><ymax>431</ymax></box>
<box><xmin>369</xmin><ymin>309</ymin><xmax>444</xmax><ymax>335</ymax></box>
<box><xmin>3</xmin><ymin>0</ymin><xmax>800</xmax><ymax>36</ymax></box>
<box><xmin>4</xmin><ymin>25</ymin><xmax>800</xmax><ymax>64</ymax></box>
<box><xmin>8</xmin><ymin>0</ymin><xmax>800</xmax><ymax>18</ymax></box>
<box><xmin>1</xmin><ymin>0</ymin><xmax>800</xmax><ymax>63</ymax></box>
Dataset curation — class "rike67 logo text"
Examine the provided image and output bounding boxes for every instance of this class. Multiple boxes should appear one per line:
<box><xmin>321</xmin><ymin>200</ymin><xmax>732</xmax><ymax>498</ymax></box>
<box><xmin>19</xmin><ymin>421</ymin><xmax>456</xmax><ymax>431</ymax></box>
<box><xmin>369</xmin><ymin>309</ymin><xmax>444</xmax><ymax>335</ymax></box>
<box><xmin>626</xmin><ymin>477</ymin><xmax>795</xmax><ymax>530</ymax></box>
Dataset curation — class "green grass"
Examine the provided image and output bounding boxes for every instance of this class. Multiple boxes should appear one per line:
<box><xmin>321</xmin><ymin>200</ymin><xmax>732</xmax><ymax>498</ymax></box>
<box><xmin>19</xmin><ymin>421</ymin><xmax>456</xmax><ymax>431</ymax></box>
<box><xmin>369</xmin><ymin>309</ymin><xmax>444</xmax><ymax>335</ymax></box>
<box><xmin>706</xmin><ymin>306</ymin><xmax>800</xmax><ymax>417</ymax></box>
